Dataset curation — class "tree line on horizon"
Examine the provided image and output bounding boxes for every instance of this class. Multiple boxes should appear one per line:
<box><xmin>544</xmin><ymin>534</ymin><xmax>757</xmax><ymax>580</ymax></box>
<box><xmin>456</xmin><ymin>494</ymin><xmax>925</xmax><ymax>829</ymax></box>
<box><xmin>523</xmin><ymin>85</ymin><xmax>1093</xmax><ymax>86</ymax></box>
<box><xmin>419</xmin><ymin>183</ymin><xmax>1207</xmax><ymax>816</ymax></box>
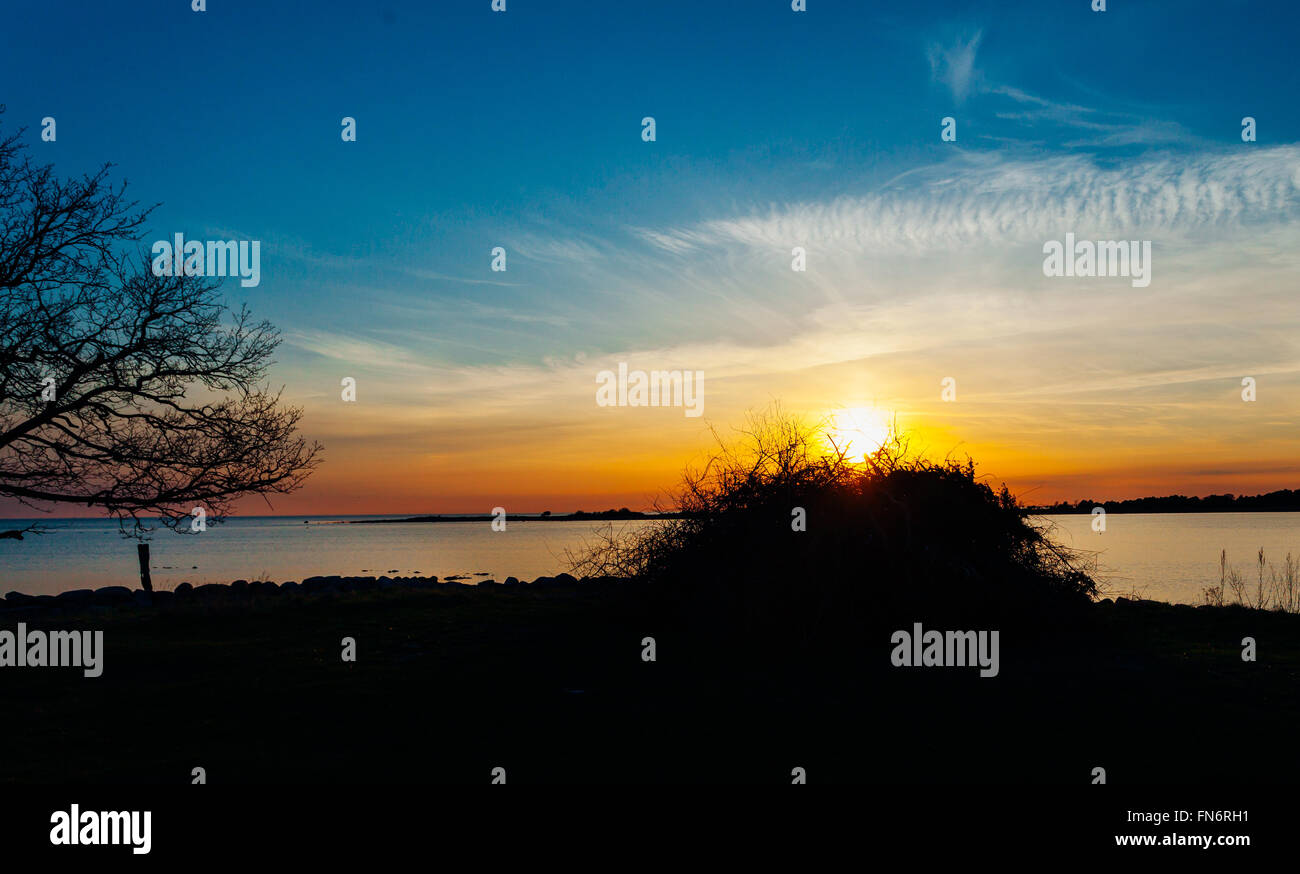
<box><xmin>1026</xmin><ymin>489</ymin><xmax>1300</xmax><ymax>515</ymax></box>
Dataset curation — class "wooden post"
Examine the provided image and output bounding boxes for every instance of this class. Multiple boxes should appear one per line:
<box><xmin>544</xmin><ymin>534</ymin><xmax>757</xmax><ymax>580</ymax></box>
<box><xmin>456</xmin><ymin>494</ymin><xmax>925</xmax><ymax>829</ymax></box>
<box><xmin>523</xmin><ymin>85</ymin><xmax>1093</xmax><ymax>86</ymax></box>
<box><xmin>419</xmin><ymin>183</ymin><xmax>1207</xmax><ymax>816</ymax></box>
<box><xmin>137</xmin><ymin>543</ymin><xmax>153</xmax><ymax>592</ymax></box>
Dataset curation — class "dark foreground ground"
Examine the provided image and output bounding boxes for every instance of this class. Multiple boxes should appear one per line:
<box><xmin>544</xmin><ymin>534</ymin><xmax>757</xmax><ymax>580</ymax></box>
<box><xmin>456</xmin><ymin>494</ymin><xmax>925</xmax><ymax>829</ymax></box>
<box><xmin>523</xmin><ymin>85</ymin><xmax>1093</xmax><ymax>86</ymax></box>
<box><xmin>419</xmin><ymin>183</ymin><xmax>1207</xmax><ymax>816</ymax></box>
<box><xmin>1</xmin><ymin>578</ymin><xmax>1297</xmax><ymax>784</ymax></box>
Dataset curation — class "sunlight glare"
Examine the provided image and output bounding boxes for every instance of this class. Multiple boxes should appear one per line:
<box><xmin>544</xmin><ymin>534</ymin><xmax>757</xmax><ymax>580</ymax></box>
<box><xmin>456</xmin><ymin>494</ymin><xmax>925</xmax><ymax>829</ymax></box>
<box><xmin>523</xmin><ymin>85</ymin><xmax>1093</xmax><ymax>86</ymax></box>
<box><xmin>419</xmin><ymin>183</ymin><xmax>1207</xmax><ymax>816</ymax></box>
<box><xmin>828</xmin><ymin>406</ymin><xmax>894</xmax><ymax>458</ymax></box>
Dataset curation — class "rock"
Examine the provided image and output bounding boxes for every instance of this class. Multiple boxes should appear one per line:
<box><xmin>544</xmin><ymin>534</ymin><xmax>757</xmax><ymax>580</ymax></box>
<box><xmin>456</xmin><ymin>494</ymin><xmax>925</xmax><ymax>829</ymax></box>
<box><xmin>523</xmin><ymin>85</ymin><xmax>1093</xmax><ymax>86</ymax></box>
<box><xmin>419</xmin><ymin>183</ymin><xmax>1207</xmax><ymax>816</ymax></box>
<box><xmin>579</xmin><ymin>575</ymin><xmax>628</xmax><ymax>587</ymax></box>
<box><xmin>92</xmin><ymin>586</ymin><xmax>133</xmax><ymax>605</ymax></box>
<box><xmin>194</xmin><ymin>583</ymin><xmax>229</xmax><ymax>600</ymax></box>
<box><xmin>131</xmin><ymin>590</ymin><xmax>153</xmax><ymax>607</ymax></box>
<box><xmin>4</xmin><ymin>591</ymin><xmax>36</xmax><ymax>603</ymax></box>
<box><xmin>280</xmin><ymin>581</ymin><xmax>300</xmax><ymax>592</ymax></box>
<box><xmin>503</xmin><ymin>576</ymin><xmax>520</xmax><ymax>586</ymax></box>
<box><xmin>229</xmin><ymin>579</ymin><xmax>249</xmax><ymax>592</ymax></box>
<box><xmin>302</xmin><ymin>577</ymin><xmax>341</xmax><ymax>594</ymax></box>
<box><xmin>175</xmin><ymin>582</ymin><xmax>193</xmax><ymax>594</ymax></box>
<box><xmin>478</xmin><ymin>579</ymin><xmax>498</xmax><ymax>586</ymax></box>
<box><xmin>531</xmin><ymin>574</ymin><xmax>578</xmax><ymax>588</ymax></box>
<box><xmin>56</xmin><ymin>589</ymin><xmax>95</xmax><ymax>603</ymax></box>
<box><xmin>151</xmin><ymin>591</ymin><xmax>173</xmax><ymax>605</ymax></box>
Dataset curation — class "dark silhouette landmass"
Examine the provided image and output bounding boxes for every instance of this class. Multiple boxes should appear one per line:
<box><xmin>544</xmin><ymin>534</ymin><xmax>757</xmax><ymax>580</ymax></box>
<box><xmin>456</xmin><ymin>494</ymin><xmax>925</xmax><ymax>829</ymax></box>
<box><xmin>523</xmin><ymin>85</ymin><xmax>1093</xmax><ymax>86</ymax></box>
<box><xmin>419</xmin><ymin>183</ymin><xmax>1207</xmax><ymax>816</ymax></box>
<box><xmin>1025</xmin><ymin>488</ymin><xmax>1300</xmax><ymax>515</ymax></box>
<box><xmin>350</xmin><ymin>508</ymin><xmax>680</xmax><ymax>524</ymax></box>
<box><xmin>3</xmin><ymin>578</ymin><xmax>1297</xmax><ymax>784</ymax></box>
<box><xmin>6</xmin><ymin>411</ymin><xmax>1297</xmax><ymax>785</ymax></box>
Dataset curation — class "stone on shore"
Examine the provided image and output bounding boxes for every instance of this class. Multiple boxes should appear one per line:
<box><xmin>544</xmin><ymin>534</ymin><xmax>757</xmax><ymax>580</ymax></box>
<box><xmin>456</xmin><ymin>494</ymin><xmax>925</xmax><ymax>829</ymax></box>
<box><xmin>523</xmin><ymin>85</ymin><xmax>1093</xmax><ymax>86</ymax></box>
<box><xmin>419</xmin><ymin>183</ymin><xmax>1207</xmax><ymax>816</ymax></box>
<box><xmin>0</xmin><ymin>571</ymin><xmax>630</xmax><ymax>616</ymax></box>
<box><xmin>92</xmin><ymin>586</ymin><xmax>133</xmax><ymax>605</ymax></box>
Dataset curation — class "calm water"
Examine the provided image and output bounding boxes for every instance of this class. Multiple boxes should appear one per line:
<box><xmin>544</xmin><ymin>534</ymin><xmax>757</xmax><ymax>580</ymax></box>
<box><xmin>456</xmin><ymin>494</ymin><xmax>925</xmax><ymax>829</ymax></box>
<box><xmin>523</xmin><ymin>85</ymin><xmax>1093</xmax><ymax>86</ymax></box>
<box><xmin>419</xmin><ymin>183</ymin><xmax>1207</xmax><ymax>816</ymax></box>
<box><xmin>2</xmin><ymin>512</ymin><xmax>1299</xmax><ymax>604</ymax></box>
<box><xmin>1036</xmin><ymin>512</ymin><xmax>1300</xmax><ymax>605</ymax></box>
<box><xmin>0</xmin><ymin>516</ymin><xmax>656</xmax><ymax>596</ymax></box>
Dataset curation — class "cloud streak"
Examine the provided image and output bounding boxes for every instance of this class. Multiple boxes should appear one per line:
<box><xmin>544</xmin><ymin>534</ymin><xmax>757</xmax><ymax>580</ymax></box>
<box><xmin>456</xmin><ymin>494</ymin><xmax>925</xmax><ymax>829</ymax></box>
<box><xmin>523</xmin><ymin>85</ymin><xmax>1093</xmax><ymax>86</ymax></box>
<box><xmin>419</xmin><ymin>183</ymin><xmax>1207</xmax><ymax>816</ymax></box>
<box><xmin>927</xmin><ymin>31</ymin><xmax>983</xmax><ymax>102</ymax></box>
<box><xmin>636</xmin><ymin>147</ymin><xmax>1300</xmax><ymax>257</ymax></box>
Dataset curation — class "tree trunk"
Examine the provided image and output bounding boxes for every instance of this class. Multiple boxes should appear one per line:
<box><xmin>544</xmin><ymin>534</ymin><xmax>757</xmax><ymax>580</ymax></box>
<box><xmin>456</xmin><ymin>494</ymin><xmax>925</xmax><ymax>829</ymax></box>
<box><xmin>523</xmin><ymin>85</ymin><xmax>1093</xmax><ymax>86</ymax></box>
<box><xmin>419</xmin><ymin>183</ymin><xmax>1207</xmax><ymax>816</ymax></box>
<box><xmin>137</xmin><ymin>543</ymin><xmax>153</xmax><ymax>592</ymax></box>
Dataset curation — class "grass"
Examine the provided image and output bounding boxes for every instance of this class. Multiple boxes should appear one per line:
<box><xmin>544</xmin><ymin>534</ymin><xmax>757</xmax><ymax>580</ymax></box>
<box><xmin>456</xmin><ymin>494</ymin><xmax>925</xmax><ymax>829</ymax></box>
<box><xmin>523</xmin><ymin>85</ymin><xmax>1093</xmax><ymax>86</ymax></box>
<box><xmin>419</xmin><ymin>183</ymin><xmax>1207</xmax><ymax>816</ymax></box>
<box><xmin>1205</xmin><ymin>548</ymin><xmax>1300</xmax><ymax>612</ymax></box>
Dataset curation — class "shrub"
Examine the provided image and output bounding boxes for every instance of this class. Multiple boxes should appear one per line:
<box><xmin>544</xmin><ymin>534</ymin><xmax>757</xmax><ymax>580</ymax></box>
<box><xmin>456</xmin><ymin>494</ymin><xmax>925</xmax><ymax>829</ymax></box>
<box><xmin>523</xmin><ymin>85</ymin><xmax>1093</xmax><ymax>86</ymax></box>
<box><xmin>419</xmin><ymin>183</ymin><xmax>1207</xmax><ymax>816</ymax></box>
<box><xmin>573</xmin><ymin>407</ymin><xmax>1096</xmax><ymax>652</ymax></box>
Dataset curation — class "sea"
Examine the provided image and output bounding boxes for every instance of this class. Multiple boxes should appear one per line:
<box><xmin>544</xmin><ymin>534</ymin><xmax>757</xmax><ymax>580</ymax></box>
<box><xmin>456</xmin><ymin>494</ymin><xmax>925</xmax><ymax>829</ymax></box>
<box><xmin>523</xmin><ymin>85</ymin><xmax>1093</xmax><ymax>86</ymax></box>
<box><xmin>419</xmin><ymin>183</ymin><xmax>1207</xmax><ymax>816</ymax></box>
<box><xmin>2</xmin><ymin>512</ymin><xmax>1299</xmax><ymax>605</ymax></box>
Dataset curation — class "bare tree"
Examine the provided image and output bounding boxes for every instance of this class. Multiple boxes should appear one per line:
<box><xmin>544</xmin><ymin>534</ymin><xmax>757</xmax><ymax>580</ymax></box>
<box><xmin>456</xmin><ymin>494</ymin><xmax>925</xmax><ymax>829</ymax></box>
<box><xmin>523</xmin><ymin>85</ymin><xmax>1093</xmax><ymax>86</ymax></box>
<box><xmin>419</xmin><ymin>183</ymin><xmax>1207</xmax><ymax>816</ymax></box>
<box><xmin>0</xmin><ymin>109</ymin><xmax>321</xmax><ymax>543</ymax></box>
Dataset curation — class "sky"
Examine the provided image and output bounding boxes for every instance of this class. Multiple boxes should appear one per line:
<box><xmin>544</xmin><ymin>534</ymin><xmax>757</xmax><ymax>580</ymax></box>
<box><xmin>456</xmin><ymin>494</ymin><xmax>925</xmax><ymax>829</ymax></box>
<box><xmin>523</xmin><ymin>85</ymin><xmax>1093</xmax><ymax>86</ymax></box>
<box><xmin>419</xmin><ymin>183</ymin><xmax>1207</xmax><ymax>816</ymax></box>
<box><xmin>2</xmin><ymin>0</ymin><xmax>1300</xmax><ymax>516</ymax></box>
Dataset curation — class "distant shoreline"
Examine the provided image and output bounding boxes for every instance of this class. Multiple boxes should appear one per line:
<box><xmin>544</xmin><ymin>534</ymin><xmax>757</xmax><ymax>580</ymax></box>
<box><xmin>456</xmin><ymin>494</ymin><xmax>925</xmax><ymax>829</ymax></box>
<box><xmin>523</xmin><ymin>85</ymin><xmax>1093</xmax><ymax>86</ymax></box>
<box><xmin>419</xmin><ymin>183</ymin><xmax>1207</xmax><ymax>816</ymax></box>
<box><xmin>1022</xmin><ymin>488</ymin><xmax>1300</xmax><ymax>515</ymax></box>
<box><xmin>1024</xmin><ymin>507</ymin><xmax>1300</xmax><ymax>515</ymax></box>
<box><xmin>348</xmin><ymin>510</ymin><xmax>680</xmax><ymax>524</ymax></box>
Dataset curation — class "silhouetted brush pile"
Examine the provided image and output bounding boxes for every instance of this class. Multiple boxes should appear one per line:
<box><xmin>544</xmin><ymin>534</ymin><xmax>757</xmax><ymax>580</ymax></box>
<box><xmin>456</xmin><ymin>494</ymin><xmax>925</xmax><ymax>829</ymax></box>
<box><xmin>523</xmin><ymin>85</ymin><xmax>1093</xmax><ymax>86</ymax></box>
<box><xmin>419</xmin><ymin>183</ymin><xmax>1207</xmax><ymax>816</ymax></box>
<box><xmin>573</xmin><ymin>409</ymin><xmax>1096</xmax><ymax>657</ymax></box>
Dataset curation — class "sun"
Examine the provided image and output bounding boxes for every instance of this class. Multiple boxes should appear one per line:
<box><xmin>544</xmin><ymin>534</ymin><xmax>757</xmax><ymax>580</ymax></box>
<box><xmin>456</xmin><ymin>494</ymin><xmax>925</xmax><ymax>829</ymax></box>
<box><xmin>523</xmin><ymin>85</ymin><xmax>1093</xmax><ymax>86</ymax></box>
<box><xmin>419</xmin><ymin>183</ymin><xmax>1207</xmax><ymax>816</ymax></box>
<box><xmin>827</xmin><ymin>406</ymin><xmax>894</xmax><ymax>457</ymax></box>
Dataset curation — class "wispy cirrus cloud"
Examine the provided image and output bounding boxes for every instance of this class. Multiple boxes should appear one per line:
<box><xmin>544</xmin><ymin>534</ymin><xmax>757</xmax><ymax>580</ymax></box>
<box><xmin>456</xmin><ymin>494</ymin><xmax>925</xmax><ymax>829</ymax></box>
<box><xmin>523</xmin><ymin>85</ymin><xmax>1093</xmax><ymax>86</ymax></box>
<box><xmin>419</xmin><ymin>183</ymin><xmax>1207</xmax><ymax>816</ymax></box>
<box><xmin>926</xmin><ymin>27</ymin><xmax>1201</xmax><ymax>149</ymax></box>
<box><xmin>927</xmin><ymin>31</ymin><xmax>983</xmax><ymax>102</ymax></box>
<box><xmin>283</xmin><ymin>329</ymin><xmax>437</xmax><ymax>374</ymax></box>
<box><xmin>506</xmin><ymin>233</ymin><xmax>608</xmax><ymax>264</ymax></box>
<box><xmin>635</xmin><ymin>147</ymin><xmax>1300</xmax><ymax>257</ymax></box>
<box><xmin>405</xmin><ymin>269</ymin><xmax>523</xmax><ymax>287</ymax></box>
<box><xmin>990</xmin><ymin>85</ymin><xmax>1200</xmax><ymax>148</ymax></box>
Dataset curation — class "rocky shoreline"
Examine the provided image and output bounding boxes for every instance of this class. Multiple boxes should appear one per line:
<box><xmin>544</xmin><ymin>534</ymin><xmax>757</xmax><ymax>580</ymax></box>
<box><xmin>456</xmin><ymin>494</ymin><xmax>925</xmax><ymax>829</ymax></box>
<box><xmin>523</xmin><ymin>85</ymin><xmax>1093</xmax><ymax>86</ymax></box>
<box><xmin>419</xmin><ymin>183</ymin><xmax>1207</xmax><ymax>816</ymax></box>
<box><xmin>0</xmin><ymin>572</ymin><xmax>634</xmax><ymax>617</ymax></box>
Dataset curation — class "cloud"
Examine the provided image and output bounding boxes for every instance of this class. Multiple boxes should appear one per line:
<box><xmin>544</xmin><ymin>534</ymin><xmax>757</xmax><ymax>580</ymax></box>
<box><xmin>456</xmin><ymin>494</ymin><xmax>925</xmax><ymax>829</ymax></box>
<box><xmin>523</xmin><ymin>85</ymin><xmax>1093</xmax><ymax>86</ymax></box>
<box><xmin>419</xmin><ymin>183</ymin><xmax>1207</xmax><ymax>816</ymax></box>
<box><xmin>276</xmin><ymin>139</ymin><xmax>1300</xmax><ymax>497</ymax></box>
<box><xmin>282</xmin><ymin>329</ymin><xmax>437</xmax><ymax>374</ymax></box>
<box><xmin>927</xmin><ymin>31</ymin><xmax>983</xmax><ymax>102</ymax></box>
<box><xmin>506</xmin><ymin>233</ymin><xmax>607</xmax><ymax>264</ymax></box>
<box><xmin>987</xmin><ymin>86</ymin><xmax>1091</xmax><ymax>114</ymax></box>
<box><xmin>989</xmin><ymin>85</ymin><xmax>1200</xmax><ymax>147</ymax></box>
<box><xmin>405</xmin><ymin>269</ymin><xmax>523</xmax><ymax>287</ymax></box>
<box><xmin>636</xmin><ymin>147</ymin><xmax>1300</xmax><ymax>256</ymax></box>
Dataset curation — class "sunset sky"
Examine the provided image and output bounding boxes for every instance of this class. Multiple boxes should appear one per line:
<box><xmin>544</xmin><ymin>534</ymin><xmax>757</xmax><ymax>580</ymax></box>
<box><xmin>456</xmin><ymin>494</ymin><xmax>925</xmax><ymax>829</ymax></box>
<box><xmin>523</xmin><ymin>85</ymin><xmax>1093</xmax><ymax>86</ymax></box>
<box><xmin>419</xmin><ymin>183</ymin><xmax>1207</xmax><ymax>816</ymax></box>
<box><xmin>3</xmin><ymin>0</ymin><xmax>1300</xmax><ymax>516</ymax></box>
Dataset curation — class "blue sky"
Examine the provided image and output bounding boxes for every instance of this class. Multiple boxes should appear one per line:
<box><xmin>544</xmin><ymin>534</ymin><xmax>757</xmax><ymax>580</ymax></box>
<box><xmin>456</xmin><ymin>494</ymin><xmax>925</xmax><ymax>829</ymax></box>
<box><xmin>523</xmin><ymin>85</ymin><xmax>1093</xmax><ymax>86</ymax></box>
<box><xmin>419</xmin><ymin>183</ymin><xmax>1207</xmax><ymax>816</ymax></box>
<box><xmin>3</xmin><ymin>0</ymin><xmax>1300</xmax><ymax>512</ymax></box>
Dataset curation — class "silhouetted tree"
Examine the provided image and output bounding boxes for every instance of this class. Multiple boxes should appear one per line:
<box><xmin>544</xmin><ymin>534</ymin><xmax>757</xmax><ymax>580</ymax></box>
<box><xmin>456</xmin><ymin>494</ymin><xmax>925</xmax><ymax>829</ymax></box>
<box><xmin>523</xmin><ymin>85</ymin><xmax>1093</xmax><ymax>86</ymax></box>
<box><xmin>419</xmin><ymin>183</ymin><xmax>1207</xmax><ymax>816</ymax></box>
<box><xmin>573</xmin><ymin>405</ymin><xmax>1095</xmax><ymax>653</ymax></box>
<box><xmin>0</xmin><ymin>109</ymin><xmax>321</xmax><ymax>536</ymax></box>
